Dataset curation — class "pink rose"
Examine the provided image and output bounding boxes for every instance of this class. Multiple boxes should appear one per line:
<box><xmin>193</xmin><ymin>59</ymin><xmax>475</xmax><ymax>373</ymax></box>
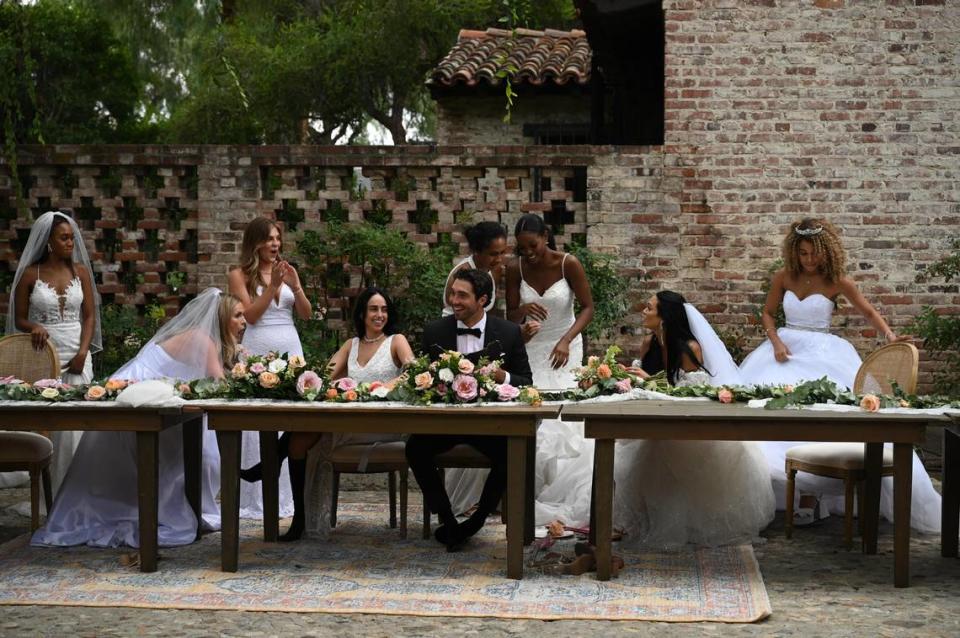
<box><xmin>335</xmin><ymin>377</ymin><xmax>357</xmax><ymax>392</ymax></box>
<box><xmin>414</xmin><ymin>372</ymin><xmax>434</xmax><ymax>391</ymax></box>
<box><xmin>615</xmin><ymin>378</ymin><xmax>632</xmax><ymax>394</ymax></box>
<box><xmin>34</xmin><ymin>378</ymin><xmax>61</xmax><ymax>389</ymax></box>
<box><xmin>453</xmin><ymin>374</ymin><xmax>478</xmax><ymax>402</ymax></box>
<box><xmin>860</xmin><ymin>394</ymin><xmax>881</xmax><ymax>412</ymax></box>
<box><xmin>436</xmin><ymin>383</ymin><xmax>448</xmax><ymax>395</ymax></box>
<box><xmin>258</xmin><ymin>371</ymin><xmax>280</xmax><ymax>389</ymax></box>
<box><xmin>178</xmin><ymin>383</ymin><xmax>191</xmax><ymax>396</ymax></box>
<box><xmin>84</xmin><ymin>385</ymin><xmax>106</xmax><ymax>401</ymax></box>
<box><xmin>494</xmin><ymin>383</ymin><xmax>520</xmax><ymax>401</ymax></box>
<box><xmin>296</xmin><ymin>371</ymin><xmax>323</xmax><ymax>396</ymax></box>
<box><xmin>718</xmin><ymin>388</ymin><xmax>734</xmax><ymax>404</ymax></box>
<box><xmin>783</xmin><ymin>384</ymin><xmax>794</xmax><ymax>393</ymax></box>
<box><xmin>457</xmin><ymin>358</ymin><xmax>475</xmax><ymax>374</ymax></box>
<box><xmin>249</xmin><ymin>362</ymin><xmax>266</xmax><ymax>374</ymax></box>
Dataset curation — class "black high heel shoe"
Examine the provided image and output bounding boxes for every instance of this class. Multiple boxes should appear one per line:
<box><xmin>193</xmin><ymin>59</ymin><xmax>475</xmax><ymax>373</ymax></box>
<box><xmin>240</xmin><ymin>432</ymin><xmax>291</xmax><ymax>483</ymax></box>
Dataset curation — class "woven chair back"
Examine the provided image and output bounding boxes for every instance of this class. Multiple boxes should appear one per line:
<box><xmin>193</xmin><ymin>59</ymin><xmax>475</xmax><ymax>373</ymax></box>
<box><xmin>854</xmin><ymin>342</ymin><xmax>919</xmax><ymax>395</ymax></box>
<box><xmin>0</xmin><ymin>334</ymin><xmax>61</xmax><ymax>383</ymax></box>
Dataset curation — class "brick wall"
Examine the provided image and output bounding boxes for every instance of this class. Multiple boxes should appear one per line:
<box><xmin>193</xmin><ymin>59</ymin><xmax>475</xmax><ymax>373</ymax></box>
<box><xmin>1</xmin><ymin>1</ymin><xmax>958</xmax><ymax>390</ymax></box>
<box><xmin>435</xmin><ymin>95</ymin><xmax>591</xmax><ymax>145</ymax></box>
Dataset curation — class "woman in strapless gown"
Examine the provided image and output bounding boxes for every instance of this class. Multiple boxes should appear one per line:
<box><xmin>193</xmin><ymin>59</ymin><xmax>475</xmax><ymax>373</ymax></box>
<box><xmin>282</xmin><ymin>287</ymin><xmax>415</xmax><ymax>540</ymax></box>
<box><xmin>740</xmin><ymin>218</ymin><xmax>940</xmax><ymax>532</ymax></box>
<box><xmin>32</xmin><ymin>289</ymin><xmax>245</xmax><ymax>548</ymax></box>
<box><xmin>5</xmin><ymin>211</ymin><xmax>101</xmax><ymax>499</ymax></box>
<box><xmin>228</xmin><ymin>217</ymin><xmax>312</xmax><ymax>521</ymax></box>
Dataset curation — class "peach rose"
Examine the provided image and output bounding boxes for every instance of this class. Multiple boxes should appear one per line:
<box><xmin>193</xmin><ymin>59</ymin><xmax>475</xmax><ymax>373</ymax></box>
<box><xmin>587</xmin><ymin>355</ymin><xmax>600</xmax><ymax>366</ymax></box>
<box><xmin>231</xmin><ymin>362</ymin><xmax>248</xmax><ymax>379</ymax></box>
<box><xmin>105</xmin><ymin>379</ymin><xmax>128</xmax><ymax>392</ymax></box>
<box><xmin>597</xmin><ymin>363</ymin><xmax>612</xmax><ymax>379</ymax></box>
<box><xmin>288</xmin><ymin>354</ymin><xmax>307</xmax><ymax>369</ymax></box>
<box><xmin>84</xmin><ymin>385</ymin><xmax>106</xmax><ymax>401</ymax></box>
<box><xmin>258</xmin><ymin>371</ymin><xmax>280</xmax><ymax>389</ymax></box>
<box><xmin>457</xmin><ymin>358</ymin><xmax>475</xmax><ymax>375</ymax></box>
<box><xmin>178</xmin><ymin>383</ymin><xmax>191</xmax><ymax>396</ymax></box>
<box><xmin>415</xmin><ymin>372</ymin><xmax>434</xmax><ymax>391</ymax></box>
<box><xmin>898</xmin><ymin>399</ymin><xmax>911</xmax><ymax>408</ymax></box>
<box><xmin>717</xmin><ymin>388</ymin><xmax>734</xmax><ymax>404</ymax></box>
<box><xmin>344</xmin><ymin>390</ymin><xmax>358</xmax><ymax>402</ymax></box>
<box><xmin>325</xmin><ymin>387</ymin><xmax>339</xmax><ymax>400</ymax></box>
<box><xmin>783</xmin><ymin>384</ymin><xmax>795</xmax><ymax>393</ymax></box>
<box><xmin>860</xmin><ymin>394</ymin><xmax>881</xmax><ymax>412</ymax></box>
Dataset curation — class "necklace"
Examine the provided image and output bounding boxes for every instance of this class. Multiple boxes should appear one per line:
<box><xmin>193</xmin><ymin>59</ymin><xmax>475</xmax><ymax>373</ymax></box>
<box><xmin>362</xmin><ymin>333</ymin><xmax>385</xmax><ymax>343</ymax></box>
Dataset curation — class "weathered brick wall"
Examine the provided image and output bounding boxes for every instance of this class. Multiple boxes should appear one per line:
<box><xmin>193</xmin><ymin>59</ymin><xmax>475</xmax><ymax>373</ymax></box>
<box><xmin>1</xmin><ymin>1</ymin><xmax>958</xmax><ymax>390</ymax></box>
<box><xmin>435</xmin><ymin>95</ymin><xmax>591</xmax><ymax>145</ymax></box>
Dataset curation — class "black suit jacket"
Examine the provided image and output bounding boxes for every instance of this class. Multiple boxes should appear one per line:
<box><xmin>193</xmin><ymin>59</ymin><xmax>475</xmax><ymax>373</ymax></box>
<box><xmin>420</xmin><ymin>314</ymin><xmax>533</xmax><ymax>388</ymax></box>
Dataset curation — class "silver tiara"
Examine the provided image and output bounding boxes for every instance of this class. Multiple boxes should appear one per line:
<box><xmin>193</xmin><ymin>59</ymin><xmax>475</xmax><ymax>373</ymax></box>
<box><xmin>794</xmin><ymin>225</ymin><xmax>823</xmax><ymax>237</ymax></box>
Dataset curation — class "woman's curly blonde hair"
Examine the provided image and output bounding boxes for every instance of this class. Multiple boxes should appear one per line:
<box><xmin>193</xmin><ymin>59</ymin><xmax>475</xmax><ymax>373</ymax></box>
<box><xmin>782</xmin><ymin>218</ymin><xmax>846</xmax><ymax>283</ymax></box>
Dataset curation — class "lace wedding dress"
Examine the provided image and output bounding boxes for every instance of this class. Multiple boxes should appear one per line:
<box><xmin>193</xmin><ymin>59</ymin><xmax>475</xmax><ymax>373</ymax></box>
<box><xmin>740</xmin><ymin>290</ymin><xmax>942</xmax><ymax>532</ymax></box>
<box><xmin>304</xmin><ymin>335</ymin><xmax>404</xmax><ymax>536</ymax></box>
<box><xmin>238</xmin><ymin>283</ymin><xmax>299</xmax><ymax>519</ymax></box>
<box><xmin>32</xmin><ymin>343</ymin><xmax>222</xmax><ymax>548</ymax></box>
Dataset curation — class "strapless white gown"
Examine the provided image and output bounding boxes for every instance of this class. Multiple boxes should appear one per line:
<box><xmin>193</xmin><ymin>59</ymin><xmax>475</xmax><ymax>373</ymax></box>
<box><xmin>2</xmin><ymin>279</ymin><xmax>91</xmax><ymax>501</ymax></box>
<box><xmin>32</xmin><ymin>343</ymin><xmax>222</xmax><ymax>548</ymax></box>
<box><xmin>304</xmin><ymin>336</ymin><xmax>404</xmax><ymax>536</ymax></box>
<box><xmin>238</xmin><ymin>284</ymin><xmax>299</xmax><ymax>520</ymax></box>
<box><xmin>739</xmin><ymin>290</ymin><xmax>941</xmax><ymax>533</ymax></box>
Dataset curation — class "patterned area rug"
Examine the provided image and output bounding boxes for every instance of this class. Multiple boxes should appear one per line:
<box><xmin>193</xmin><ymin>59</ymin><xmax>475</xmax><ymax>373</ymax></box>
<box><xmin>0</xmin><ymin>503</ymin><xmax>770</xmax><ymax>622</ymax></box>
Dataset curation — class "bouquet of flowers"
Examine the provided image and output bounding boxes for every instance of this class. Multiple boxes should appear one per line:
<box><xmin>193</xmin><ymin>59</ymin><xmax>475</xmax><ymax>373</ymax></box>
<box><xmin>388</xmin><ymin>350</ymin><xmax>529</xmax><ymax>405</ymax></box>
<box><xmin>219</xmin><ymin>351</ymin><xmax>326</xmax><ymax>401</ymax></box>
<box><xmin>572</xmin><ymin>346</ymin><xmax>644</xmax><ymax>398</ymax></box>
<box><xmin>0</xmin><ymin>376</ymin><xmax>133</xmax><ymax>402</ymax></box>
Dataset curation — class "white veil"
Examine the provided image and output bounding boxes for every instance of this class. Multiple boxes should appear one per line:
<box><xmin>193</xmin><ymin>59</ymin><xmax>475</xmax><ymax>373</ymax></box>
<box><xmin>113</xmin><ymin>288</ymin><xmax>227</xmax><ymax>382</ymax></box>
<box><xmin>5</xmin><ymin>211</ymin><xmax>102</xmax><ymax>353</ymax></box>
<box><xmin>683</xmin><ymin>303</ymin><xmax>743</xmax><ymax>386</ymax></box>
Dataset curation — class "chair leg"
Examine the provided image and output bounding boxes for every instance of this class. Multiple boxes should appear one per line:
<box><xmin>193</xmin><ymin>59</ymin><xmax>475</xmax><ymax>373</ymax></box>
<box><xmin>29</xmin><ymin>469</ymin><xmax>40</xmax><ymax>531</ymax></box>
<box><xmin>330</xmin><ymin>471</ymin><xmax>340</xmax><ymax>529</ymax></box>
<box><xmin>785</xmin><ymin>467</ymin><xmax>797</xmax><ymax>539</ymax></box>
<box><xmin>399</xmin><ymin>468</ymin><xmax>408</xmax><ymax>539</ymax></box>
<box><xmin>857</xmin><ymin>481</ymin><xmax>865</xmax><ymax>536</ymax></box>
<box><xmin>388</xmin><ymin>471</ymin><xmax>398</xmax><ymax>529</ymax></box>
<box><xmin>844</xmin><ymin>476</ymin><xmax>855</xmax><ymax>550</ymax></box>
<box><xmin>41</xmin><ymin>466</ymin><xmax>53</xmax><ymax>515</ymax></box>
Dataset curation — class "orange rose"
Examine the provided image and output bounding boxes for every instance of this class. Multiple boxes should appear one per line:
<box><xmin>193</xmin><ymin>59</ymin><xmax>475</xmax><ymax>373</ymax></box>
<box><xmin>325</xmin><ymin>388</ymin><xmax>339</xmax><ymax>400</ymax></box>
<box><xmin>597</xmin><ymin>364</ymin><xmax>612</xmax><ymax>379</ymax></box>
<box><xmin>860</xmin><ymin>394</ymin><xmax>881</xmax><ymax>412</ymax></box>
<box><xmin>84</xmin><ymin>385</ymin><xmax>106</xmax><ymax>401</ymax></box>
<box><xmin>258</xmin><ymin>371</ymin><xmax>280</xmax><ymax>389</ymax></box>
<box><xmin>344</xmin><ymin>390</ymin><xmax>358</xmax><ymax>402</ymax></box>
<box><xmin>105</xmin><ymin>379</ymin><xmax>128</xmax><ymax>392</ymax></box>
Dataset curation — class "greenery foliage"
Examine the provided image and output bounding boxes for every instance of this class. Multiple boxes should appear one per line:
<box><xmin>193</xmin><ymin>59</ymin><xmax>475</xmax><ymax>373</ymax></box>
<box><xmin>913</xmin><ymin>239</ymin><xmax>960</xmax><ymax>396</ymax></box>
<box><xmin>95</xmin><ymin>303</ymin><xmax>165</xmax><ymax>378</ymax></box>
<box><xmin>569</xmin><ymin>244</ymin><xmax>633</xmax><ymax>343</ymax></box>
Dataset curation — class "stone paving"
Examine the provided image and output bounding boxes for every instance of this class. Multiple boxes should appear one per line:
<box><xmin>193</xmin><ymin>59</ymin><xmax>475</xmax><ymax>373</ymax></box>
<box><xmin>1</xmin><ymin>484</ymin><xmax>958</xmax><ymax>638</ymax></box>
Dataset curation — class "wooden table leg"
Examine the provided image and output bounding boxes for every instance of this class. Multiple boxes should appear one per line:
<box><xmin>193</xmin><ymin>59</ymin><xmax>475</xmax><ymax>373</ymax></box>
<box><xmin>506</xmin><ymin>435</ymin><xmax>526</xmax><ymax>580</ymax></box>
<box><xmin>943</xmin><ymin>424</ymin><xmax>959</xmax><ymax>558</ymax></box>
<box><xmin>524</xmin><ymin>433</ymin><xmax>535</xmax><ymax>545</ymax></box>
<box><xmin>861</xmin><ymin>442</ymin><xmax>883</xmax><ymax>555</ymax></box>
<box><xmin>181</xmin><ymin>416</ymin><xmax>203</xmax><ymax>540</ymax></box>
<box><xmin>260</xmin><ymin>432</ymin><xmax>279</xmax><ymax>542</ymax></box>
<box><xmin>135</xmin><ymin>431</ymin><xmax>159</xmax><ymax>573</ymax></box>
<box><xmin>894</xmin><ymin>442</ymin><xmax>913</xmax><ymax>587</ymax></box>
<box><xmin>593</xmin><ymin>438</ymin><xmax>615</xmax><ymax>581</ymax></box>
<box><xmin>218</xmin><ymin>430</ymin><xmax>241</xmax><ymax>572</ymax></box>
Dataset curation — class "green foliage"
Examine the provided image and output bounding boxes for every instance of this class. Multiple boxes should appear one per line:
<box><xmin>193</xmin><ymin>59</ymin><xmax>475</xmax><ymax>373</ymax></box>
<box><xmin>568</xmin><ymin>245</ymin><xmax>635</xmax><ymax>343</ymax></box>
<box><xmin>294</xmin><ymin>222</ymin><xmax>454</xmax><ymax>361</ymax></box>
<box><xmin>752</xmin><ymin>258</ymin><xmax>786</xmax><ymax>331</ymax></box>
<box><xmin>95</xmin><ymin>303</ymin><xmax>165</xmax><ymax>377</ymax></box>
<box><xmin>913</xmin><ymin>239</ymin><xmax>960</xmax><ymax>396</ymax></box>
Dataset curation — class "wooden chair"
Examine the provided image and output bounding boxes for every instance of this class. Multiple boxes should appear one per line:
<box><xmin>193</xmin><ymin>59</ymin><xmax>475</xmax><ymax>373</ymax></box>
<box><xmin>421</xmin><ymin>446</ymin><xmax>504</xmax><ymax>540</ymax></box>
<box><xmin>328</xmin><ymin>441</ymin><xmax>409</xmax><ymax>538</ymax></box>
<box><xmin>784</xmin><ymin>342</ymin><xmax>920</xmax><ymax>548</ymax></box>
<box><xmin>0</xmin><ymin>333</ymin><xmax>61</xmax><ymax>529</ymax></box>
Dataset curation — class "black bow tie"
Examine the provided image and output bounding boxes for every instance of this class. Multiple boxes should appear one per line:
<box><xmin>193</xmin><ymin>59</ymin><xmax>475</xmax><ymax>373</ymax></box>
<box><xmin>457</xmin><ymin>327</ymin><xmax>482</xmax><ymax>338</ymax></box>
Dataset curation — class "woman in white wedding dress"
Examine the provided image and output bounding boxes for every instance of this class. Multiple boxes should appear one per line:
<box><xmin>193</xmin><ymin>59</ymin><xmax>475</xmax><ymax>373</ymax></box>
<box><xmin>739</xmin><ymin>218</ymin><xmax>940</xmax><ymax>533</ymax></box>
<box><xmin>4</xmin><ymin>211</ymin><xmax>101</xmax><ymax>498</ymax></box>
<box><xmin>535</xmin><ymin>291</ymin><xmax>776</xmax><ymax>546</ymax></box>
<box><xmin>32</xmin><ymin>289</ymin><xmax>246</xmax><ymax>548</ymax></box>
<box><xmin>228</xmin><ymin>217</ymin><xmax>311</xmax><ymax>521</ymax></box>
<box><xmin>286</xmin><ymin>287</ymin><xmax>415</xmax><ymax>540</ymax></box>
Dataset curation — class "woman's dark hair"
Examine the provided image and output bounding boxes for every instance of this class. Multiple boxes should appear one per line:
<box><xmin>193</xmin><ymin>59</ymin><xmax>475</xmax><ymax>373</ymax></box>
<box><xmin>513</xmin><ymin>213</ymin><xmax>557</xmax><ymax>251</ymax></box>
<box><xmin>352</xmin><ymin>286</ymin><xmax>400</xmax><ymax>339</ymax></box>
<box><xmin>452</xmin><ymin>268</ymin><xmax>493</xmax><ymax>306</ymax></box>
<box><xmin>38</xmin><ymin>212</ymin><xmax>77</xmax><ymax>274</ymax></box>
<box><xmin>640</xmin><ymin>290</ymin><xmax>707</xmax><ymax>385</ymax></box>
<box><xmin>464</xmin><ymin>221</ymin><xmax>507</xmax><ymax>254</ymax></box>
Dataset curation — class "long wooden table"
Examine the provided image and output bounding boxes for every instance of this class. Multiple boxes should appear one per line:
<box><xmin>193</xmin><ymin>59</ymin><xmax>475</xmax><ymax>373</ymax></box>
<box><xmin>562</xmin><ymin>400</ymin><xmax>947</xmax><ymax>587</ymax></box>
<box><xmin>0</xmin><ymin>402</ymin><xmax>204</xmax><ymax>572</ymax></box>
<box><xmin>194</xmin><ymin>401</ymin><xmax>559</xmax><ymax>579</ymax></box>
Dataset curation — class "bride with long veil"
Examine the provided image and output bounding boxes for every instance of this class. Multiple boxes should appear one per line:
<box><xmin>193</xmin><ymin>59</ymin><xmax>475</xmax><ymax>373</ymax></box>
<box><xmin>536</xmin><ymin>292</ymin><xmax>775</xmax><ymax>547</ymax></box>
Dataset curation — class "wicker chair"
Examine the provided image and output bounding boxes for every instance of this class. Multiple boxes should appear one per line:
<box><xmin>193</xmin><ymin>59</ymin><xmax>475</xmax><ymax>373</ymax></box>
<box><xmin>328</xmin><ymin>441</ymin><xmax>410</xmax><ymax>538</ymax></box>
<box><xmin>0</xmin><ymin>333</ymin><xmax>61</xmax><ymax>529</ymax></box>
<box><xmin>784</xmin><ymin>342</ymin><xmax>920</xmax><ymax>548</ymax></box>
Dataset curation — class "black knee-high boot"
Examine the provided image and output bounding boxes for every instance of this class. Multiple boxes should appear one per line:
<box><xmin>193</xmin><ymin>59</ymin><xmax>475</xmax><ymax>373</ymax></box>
<box><xmin>279</xmin><ymin>457</ymin><xmax>306</xmax><ymax>542</ymax></box>
<box><xmin>240</xmin><ymin>432</ymin><xmax>291</xmax><ymax>483</ymax></box>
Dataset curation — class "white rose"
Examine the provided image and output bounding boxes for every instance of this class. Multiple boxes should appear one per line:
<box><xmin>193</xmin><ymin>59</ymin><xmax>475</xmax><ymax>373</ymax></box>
<box><xmin>438</xmin><ymin>368</ymin><xmax>454</xmax><ymax>383</ymax></box>
<box><xmin>268</xmin><ymin>358</ymin><xmax>288</xmax><ymax>374</ymax></box>
<box><xmin>371</xmin><ymin>386</ymin><xmax>390</xmax><ymax>399</ymax></box>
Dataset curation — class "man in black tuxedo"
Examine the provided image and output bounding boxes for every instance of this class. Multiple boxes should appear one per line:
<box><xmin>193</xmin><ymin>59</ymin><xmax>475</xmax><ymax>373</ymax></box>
<box><xmin>406</xmin><ymin>268</ymin><xmax>533</xmax><ymax>551</ymax></box>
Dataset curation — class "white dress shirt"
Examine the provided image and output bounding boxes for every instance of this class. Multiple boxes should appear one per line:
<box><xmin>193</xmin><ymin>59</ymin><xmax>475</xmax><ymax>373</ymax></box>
<box><xmin>455</xmin><ymin>312</ymin><xmax>510</xmax><ymax>385</ymax></box>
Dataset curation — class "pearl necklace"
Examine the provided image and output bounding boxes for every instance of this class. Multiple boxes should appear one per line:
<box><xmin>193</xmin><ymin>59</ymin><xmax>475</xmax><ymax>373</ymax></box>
<box><xmin>362</xmin><ymin>333</ymin><xmax>385</xmax><ymax>343</ymax></box>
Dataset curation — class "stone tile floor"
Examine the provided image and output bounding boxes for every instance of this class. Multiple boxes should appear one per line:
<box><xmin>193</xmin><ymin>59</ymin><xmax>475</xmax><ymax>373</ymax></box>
<box><xmin>1</xmin><ymin>485</ymin><xmax>957</xmax><ymax>637</ymax></box>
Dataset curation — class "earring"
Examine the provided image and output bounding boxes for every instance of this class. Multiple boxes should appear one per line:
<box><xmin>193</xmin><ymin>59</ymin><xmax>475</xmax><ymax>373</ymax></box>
<box><xmin>47</xmin><ymin>243</ymin><xmax>52</xmax><ymax>252</ymax></box>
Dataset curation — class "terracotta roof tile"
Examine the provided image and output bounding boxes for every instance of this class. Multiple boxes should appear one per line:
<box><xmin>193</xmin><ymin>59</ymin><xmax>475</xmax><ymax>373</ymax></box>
<box><xmin>429</xmin><ymin>28</ymin><xmax>591</xmax><ymax>89</ymax></box>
